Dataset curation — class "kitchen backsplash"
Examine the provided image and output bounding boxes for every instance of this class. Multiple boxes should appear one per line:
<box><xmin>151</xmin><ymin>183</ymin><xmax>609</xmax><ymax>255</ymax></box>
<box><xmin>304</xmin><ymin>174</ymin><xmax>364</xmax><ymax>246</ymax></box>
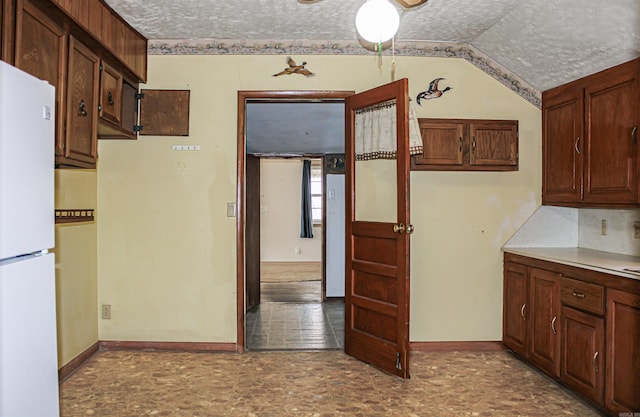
<box><xmin>504</xmin><ymin>206</ymin><xmax>640</xmax><ymax>257</ymax></box>
<box><xmin>579</xmin><ymin>208</ymin><xmax>640</xmax><ymax>256</ymax></box>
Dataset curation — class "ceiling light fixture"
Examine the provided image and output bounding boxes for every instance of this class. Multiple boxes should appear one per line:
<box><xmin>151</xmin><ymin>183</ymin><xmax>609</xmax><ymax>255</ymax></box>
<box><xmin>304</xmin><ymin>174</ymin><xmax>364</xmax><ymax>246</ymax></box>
<box><xmin>355</xmin><ymin>0</ymin><xmax>400</xmax><ymax>44</ymax></box>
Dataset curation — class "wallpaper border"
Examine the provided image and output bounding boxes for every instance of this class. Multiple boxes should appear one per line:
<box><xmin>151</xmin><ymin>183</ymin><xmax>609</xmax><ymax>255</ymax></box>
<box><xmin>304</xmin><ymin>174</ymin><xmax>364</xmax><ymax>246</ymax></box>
<box><xmin>147</xmin><ymin>39</ymin><xmax>541</xmax><ymax>108</ymax></box>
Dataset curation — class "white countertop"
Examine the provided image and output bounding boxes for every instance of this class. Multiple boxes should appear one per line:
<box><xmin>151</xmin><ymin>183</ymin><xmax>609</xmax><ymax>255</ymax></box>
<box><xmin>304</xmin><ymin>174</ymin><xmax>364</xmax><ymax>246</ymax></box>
<box><xmin>503</xmin><ymin>247</ymin><xmax>640</xmax><ymax>281</ymax></box>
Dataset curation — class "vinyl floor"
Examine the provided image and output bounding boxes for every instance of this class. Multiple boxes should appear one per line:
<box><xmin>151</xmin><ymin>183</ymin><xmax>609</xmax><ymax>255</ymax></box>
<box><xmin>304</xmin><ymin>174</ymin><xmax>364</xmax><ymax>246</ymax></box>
<box><xmin>59</xmin><ymin>349</ymin><xmax>604</xmax><ymax>417</ymax></box>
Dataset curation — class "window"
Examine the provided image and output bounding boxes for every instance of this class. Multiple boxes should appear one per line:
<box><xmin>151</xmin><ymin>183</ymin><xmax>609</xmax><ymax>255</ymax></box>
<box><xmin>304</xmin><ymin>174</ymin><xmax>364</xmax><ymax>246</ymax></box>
<box><xmin>310</xmin><ymin>160</ymin><xmax>322</xmax><ymax>225</ymax></box>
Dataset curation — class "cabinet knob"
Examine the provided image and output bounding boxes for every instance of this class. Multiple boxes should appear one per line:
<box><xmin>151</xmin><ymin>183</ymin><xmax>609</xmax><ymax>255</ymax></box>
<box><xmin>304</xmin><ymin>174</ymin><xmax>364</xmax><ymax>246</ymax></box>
<box><xmin>78</xmin><ymin>100</ymin><xmax>88</xmax><ymax>117</ymax></box>
<box><xmin>593</xmin><ymin>351</ymin><xmax>599</xmax><ymax>373</ymax></box>
<box><xmin>459</xmin><ymin>136</ymin><xmax>462</xmax><ymax>152</ymax></box>
<box><xmin>108</xmin><ymin>91</ymin><xmax>115</xmax><ymax>106</ymax></box>
<box><xmin>574</xmin><ymin>137</ymin><xmax>580</xmax><ymax>154</ymax></box>
<box><xmin>572</xmin><ymin>291</ymin><xmax>586</xmax><ymax>298</ymax></box>
<box><xmin>551</xmin><ymin>316</ymin><xmax>557</xmax><ymax>335</ymax></box>
<box><xmin>520</xmin><ymin>304</ymin><xmax>526</xmax><ymax>320</ymax></box>
<box><xmin>472</xmin><ymin>136</ymin><xmax>476</xmax><ymax>153</ymax></box>
<box><xmin>632</xmin><ymin>126</ymin><xmax>638</xmax><ymax>144</ymax></box>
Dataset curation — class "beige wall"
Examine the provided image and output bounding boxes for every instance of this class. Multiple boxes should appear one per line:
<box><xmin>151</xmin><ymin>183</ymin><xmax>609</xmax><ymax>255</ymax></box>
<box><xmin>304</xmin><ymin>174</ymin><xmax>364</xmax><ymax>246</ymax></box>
<box><xmin>260</xmin><ymin>159</ymin><xmax>322</xmax><ymax>262</ymax></box>
<box><xmin>97</xmin><ymin>54</ymin><xmax>541</xmax><ymax>343</ymax></box>
<box><xmin>54</xmin><ymin>169</ymin><xmax>98</xmax><ymax>366</ymax></box>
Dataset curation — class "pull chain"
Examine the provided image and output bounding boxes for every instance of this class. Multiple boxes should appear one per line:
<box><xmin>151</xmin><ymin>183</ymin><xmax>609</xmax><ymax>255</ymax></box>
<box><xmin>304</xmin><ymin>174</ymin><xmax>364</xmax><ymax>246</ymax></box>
<box><xmin>391</xmin><ymin>37</ymin><xmax>396</xmax><ymax>81</ymax></box>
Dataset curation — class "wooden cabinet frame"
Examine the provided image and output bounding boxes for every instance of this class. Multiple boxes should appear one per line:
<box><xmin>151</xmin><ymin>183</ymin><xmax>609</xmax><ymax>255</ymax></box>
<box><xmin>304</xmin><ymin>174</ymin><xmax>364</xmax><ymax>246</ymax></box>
<box><xmin>412</xmin><ymin>118</ymin><xmax>518</xmax><ymax>171</ymax></box>
<box><xmin>504</xmin><ymin>252</ymin><xmax>640</xmax><ymax>415</ymax></box>
<box><xmin>542</xmin><ymin>58</ymin><xmax>640</xmax><ymax>207</ymax></box>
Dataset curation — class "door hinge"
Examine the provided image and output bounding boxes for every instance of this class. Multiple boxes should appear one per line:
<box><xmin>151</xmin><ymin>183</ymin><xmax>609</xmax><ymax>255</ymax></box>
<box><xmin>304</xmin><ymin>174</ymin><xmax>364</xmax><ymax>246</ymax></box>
<box><xmin>136</xmin><ymin>92</ymin><xmax>145</xmax><ymax>100</ymax></box>
<box><xmin>134</xmin><ymin>125</ymin><xmax>144</xmax><ymax>132</ymax></box>
<box><xmin>99</xmin><ymin>63</ymin><xmax>103</xmax><ymax>72</ymax></box>
<box><xmin>395</xmin><ymin>352</ymin><xmax>402</xmax><ymax>371</ymax></box>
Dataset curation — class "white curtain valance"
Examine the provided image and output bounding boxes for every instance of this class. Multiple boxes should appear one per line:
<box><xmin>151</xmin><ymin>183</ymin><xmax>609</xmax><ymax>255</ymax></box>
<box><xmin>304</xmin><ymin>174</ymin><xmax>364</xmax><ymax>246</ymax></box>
<box><xmin>355</xmin><ymin>100</ymin><xmax>423</xmax><ymax>161</ymax></box>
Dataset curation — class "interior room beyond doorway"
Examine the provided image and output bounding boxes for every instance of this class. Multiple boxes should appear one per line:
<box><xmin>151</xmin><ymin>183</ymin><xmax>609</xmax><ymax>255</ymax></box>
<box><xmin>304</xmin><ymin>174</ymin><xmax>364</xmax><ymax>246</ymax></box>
<box><xmin>240</xmin><ymin>94</ymin><xmax>350</xmax><ymax>352</ymax></box>
<box><xmin>246</xmin><ymin>158</ymin><xmax>344</xmax><ymax>350</ymax></box>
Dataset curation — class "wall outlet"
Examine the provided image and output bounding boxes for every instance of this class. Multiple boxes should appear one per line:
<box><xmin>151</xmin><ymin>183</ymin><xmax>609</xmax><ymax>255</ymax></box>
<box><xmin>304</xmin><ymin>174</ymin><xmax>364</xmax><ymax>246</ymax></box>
<box><xmin>295</xmin><ymin>246</ymin><xmax>301</xmax><ymax>254</ymax></box>
<box><xmin>601</xmin><ymin>219</ymin><xmax>607</xmax><ymax>236</ymax></box>
<box><xmin>101</xmin><ymin>304</ymin><xmax>111</xmax><ymax>320</ymax></box>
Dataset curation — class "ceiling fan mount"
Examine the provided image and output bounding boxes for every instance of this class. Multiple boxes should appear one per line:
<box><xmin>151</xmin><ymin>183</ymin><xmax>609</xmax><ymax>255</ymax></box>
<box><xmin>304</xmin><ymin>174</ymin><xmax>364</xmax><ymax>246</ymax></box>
<box><xmin>297</xmin><ymin>0</ymin><xmax>428</xmax><ymax>8</ymax></box>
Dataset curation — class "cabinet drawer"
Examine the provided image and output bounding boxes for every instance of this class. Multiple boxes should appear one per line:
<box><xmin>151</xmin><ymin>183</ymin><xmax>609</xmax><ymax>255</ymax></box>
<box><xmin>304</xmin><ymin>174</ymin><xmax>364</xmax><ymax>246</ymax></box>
<box><xmin>561</xmin><ymin>277</ymin><xmax>604</xmax><ymax>315</ymax></box>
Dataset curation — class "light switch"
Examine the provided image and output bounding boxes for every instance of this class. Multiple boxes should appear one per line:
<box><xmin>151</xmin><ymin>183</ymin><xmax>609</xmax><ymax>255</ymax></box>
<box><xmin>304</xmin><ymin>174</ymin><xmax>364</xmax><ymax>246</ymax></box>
<box><xmin>227</xmin><ymin>202</ymin><xmax>236</xmax><ymax>217</ymax></box>
<box><xmin>328</xmin><ymin>189</ymin><xmax>335</xmax><ymax>199</ymax></box>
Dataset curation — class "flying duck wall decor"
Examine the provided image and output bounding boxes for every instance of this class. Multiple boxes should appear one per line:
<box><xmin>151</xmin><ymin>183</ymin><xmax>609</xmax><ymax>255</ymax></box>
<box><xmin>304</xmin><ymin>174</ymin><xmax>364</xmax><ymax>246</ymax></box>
<box><xmin>273</xmin><ymin>57</ymin><xmax>315</xmax><ymax>77</ymax></box>
<box><xmin>416</xmin><ymin>78</ymin><xmax>452</xmax><ymax>105</ymax></box>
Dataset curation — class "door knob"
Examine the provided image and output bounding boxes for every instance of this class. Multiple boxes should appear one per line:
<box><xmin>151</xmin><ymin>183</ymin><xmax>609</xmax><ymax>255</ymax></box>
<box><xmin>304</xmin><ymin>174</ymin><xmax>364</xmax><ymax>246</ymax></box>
<box><xmin>405</xmin><ymin>224</ymin><xmax>414</xmax><ymax>234</ymax></box>
<box><xmin>393</xmin><ymin>223</ymin><xmax>406</xmax><ymax>233</ymax></box>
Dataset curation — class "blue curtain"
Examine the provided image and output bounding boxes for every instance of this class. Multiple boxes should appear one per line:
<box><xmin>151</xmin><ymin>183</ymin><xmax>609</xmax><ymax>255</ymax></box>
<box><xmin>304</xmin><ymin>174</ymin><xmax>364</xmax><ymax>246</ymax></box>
<box><xmin>300</xmin><ymin>160</ymin><xmax>314</xmax><ymax>238</ymax></box>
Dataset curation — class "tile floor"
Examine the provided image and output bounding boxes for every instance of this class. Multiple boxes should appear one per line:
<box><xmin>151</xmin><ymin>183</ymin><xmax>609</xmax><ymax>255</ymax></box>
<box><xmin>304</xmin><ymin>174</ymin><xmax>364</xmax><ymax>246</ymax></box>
<box><xmin>246</xmin><ymin>301</ymin><xmax>344</xmax><ymax>350</ymax></box>
<box><xmin>59</xmin><ymin>350</ymin><xmax>604</xmax><ymax>417</ymax></box>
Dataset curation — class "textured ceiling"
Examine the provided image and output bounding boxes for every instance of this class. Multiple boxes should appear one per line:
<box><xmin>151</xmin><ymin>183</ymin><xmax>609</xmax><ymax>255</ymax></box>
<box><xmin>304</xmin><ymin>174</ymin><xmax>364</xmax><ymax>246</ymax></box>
<box><xmin>105</xmin><ymin>0</ymin><xmax>639</xmax><ymax>91</ymax></box>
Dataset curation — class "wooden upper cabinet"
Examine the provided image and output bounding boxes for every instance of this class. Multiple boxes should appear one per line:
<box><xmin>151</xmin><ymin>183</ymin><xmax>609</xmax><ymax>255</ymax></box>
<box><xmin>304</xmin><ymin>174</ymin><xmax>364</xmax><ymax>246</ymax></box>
<box><xmin>412</xmin><ymin>118</ymin><xmax>518</xmax><ymax>171</ymax></box>
<box><xmin>469</xmin><ymin>120</ymin><xmax>518</xmax><ymax>167</ymax></box>
<box><xmin>51</xmin><ymin>0</ymin><xmax>147</xmax><ymax>82</ymax></box>
<box><xmin>584</xmin><ymin>61</ymin><xmax>639</xmax><ymax>204</ymax></box>
<box><xmin>88</xmin><ymin>1</ymin><xmax>103</xmax><ymax>41</ymax></box>
<box><xmin>542</xmin><ymin>58</ymin><xmax>640</xmax><ymax>207</ymax></box>
<box><xmin>98</xmin><ymin>60</ymin><xmax>122</xmax><ymax>127</ymax></box>
<box><xmin>62</xmin><ymin>35</ymin><xmax>99</xmax><ymax>167</ymax></box>
<box><xmin>14</xmin><ymin>0</ymin><xmax>67</xmax><ymax>155</ymax></box>
<box><xmin>542</xmin><ymin>85</ymin><xmax>584</xmax><ymax>204</ymax></box>
<box><xmin>414</xmin><ymin>119</ymin><xmax>463</xmax><ymax>166</ymax></box>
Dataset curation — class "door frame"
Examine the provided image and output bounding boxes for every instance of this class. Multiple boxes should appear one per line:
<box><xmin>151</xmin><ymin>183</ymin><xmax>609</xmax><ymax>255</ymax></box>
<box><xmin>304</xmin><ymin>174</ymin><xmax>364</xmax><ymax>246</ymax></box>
<box><xmin>236</xmin><ymin>90</ymin><xmax>354</xmax><ymax>352</ymax></box>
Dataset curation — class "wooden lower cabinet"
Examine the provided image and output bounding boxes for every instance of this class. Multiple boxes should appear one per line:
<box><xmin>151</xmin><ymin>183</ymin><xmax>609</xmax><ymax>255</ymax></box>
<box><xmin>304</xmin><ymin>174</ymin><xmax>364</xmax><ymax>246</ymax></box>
<box><xmin>528</xmin><ymin>268</ymin><xmax>561</xmax><ymax>377</ymax></box>
<box><xmin>560</xmin><ymin>306</ymin><xmax>604</xmax><ymax>405</ymax></box>
<box><xmin>504</xmin><ymin>252</ymin><xmax>640</xmax><ymax>416</ymax></box>
<box><xmin>503</xmin><ymin>262</ymin><xmax>528</xmax><ymax>357</ymax></box>
<box><xmin>605</xmin><ymin>289</ymin><xmax>640</xmax><ymax>413</ymax></box>
<box><xmin>503</xmin><ymin>263</ymin><xmax>560</xmax><ymax>377</ymax></box>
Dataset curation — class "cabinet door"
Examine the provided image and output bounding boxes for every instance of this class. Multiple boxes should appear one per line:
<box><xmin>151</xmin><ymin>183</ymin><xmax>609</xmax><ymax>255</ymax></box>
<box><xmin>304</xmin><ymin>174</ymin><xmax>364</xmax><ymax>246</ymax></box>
<box><xmin>528</xmin><ymin>268</ymin><xmax>561</xmax><ymax>377</ymax></box>
<box><xmin>469</xmin><ymin>120</ymin><xmax>518</xmax><ymax>168</ymax></box>
<box><xmin>503</xmin><ymin>262</ymin><xmax>529</xmax><ymax>357</ymax></box>
<box><xmin>542</xmin><ymin>84</ymin><xmax>584</xmax><ymax>204</ymax></box>
<box><xmin>120</xmin><ymin>80</ymin><xmax>138</xmax><ymax>135</ymax></box>
<box><xmin>561</xmin><ymin>306</ymin><xmax>604</xmax><ymax>405</ymax></box>
<box><xmin>413</xmin><ymin>119</ymin><xmax>464</xmax><ymax>167</ymax></box>
<box><xmin>98</xmin><ymin>61</ymin><xmax>122</xmax><ymax>127</ymax></box>
<box><xmin>584</xmin><ymin>60</ymin><xmax>639</xmax><ymax>204</ymax></box>
<box><xmin>605</xmin><ymin>289</ymin><xmax>640</xmax><ymax>413</ymax></box>
<box><xmin>64</xmin><ymin>35</ymin><xmax>99</xmax><ymax>166</ymax></box>
<box><xmin>14</xmin><ymin>0</ymin><xmax>66</xmax><ymax>155</ymax></box>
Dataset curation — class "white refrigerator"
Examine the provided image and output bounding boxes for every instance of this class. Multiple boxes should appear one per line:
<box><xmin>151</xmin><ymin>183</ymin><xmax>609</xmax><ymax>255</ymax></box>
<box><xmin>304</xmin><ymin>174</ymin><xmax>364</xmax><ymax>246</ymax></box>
<box><xmin>0</xmin><ymin>61</ymin><xmax>60</xmax><ymax>416</ymax></box>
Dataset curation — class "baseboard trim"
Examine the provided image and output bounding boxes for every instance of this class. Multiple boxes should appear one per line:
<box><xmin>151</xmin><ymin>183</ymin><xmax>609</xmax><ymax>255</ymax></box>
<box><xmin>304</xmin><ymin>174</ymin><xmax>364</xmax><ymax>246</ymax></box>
<box><xmin>99</xmin><ymin>341</ymin><xmax>237</xmax><ymax>353</ymax></box>
<box><xmin>410</xmin><ymin>341</ymin><xmax>505</xmax><ymax>352</ymax></box>
<box><xmin>58</xmin><ymin>341</ymin><xmax>99</xmax><ymax>383</ymax></box>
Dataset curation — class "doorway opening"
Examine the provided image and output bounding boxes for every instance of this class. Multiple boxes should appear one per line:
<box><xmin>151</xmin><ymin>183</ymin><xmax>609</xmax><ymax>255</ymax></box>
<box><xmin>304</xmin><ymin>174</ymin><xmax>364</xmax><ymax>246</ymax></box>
<box><xmin>236</xmin><ymin>91</ymin><xmax>354</xmax><ymax>352</ymax></box>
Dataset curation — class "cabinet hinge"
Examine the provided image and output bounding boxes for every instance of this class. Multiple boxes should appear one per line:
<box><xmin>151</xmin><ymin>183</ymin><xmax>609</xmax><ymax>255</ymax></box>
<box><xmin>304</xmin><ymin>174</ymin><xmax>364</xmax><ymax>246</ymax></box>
<box><xmin>134</xmin><ymin>125</ymin><xmax>144</xmax><ymax>132</ymax></box>
<box><xmin>395</xmin><ymin>352</ymin><xmax>402</xmax><ymax>370</ymax></box>
<box><xmin>99</xmin><ymin>64</ymin><xmax>103</xmax><ymax>72</ymax></box>
<box><xmin>136</xmin><ymin>92</ymin><xmax>145</xmax><ymax>100</ymax></box>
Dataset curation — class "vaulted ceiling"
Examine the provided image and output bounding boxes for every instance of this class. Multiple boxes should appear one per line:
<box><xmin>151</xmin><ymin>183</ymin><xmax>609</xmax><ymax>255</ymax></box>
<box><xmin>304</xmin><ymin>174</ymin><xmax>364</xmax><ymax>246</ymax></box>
<box><xmin>105</xmin><ymin>0</ymin><xmax>639</xmax><ymax>93</ymax></box>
